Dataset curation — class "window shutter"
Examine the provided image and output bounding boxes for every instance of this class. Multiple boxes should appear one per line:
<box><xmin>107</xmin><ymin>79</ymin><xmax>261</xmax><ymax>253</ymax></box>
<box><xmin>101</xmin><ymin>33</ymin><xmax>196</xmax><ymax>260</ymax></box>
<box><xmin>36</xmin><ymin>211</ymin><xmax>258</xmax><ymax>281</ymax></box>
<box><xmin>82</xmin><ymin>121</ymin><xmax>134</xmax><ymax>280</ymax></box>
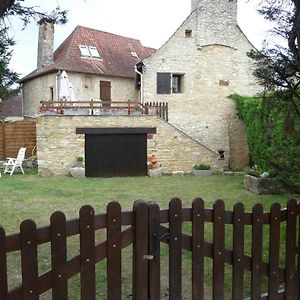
<box><xmin>157</xmin><ymin>73</ymin><xmax>171</xmax><ymax>94</ymax></box>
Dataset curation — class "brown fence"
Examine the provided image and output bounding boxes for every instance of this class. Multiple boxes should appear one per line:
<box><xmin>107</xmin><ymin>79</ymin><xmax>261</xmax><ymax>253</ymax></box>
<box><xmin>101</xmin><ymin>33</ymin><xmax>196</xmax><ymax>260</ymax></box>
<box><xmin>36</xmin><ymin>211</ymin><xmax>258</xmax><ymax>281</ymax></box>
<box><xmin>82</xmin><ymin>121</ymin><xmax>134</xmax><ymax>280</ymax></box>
<box><xmin>0</xmin><ymin>121</ymin><xmax>36</xmax><ymax>160</ymax></box>
<box><xmin>0</xmin><ymin>199</ymin><xmax>299</xmax><ymax>299</ymax></box>
<box><xmin>144</xmin><ymin>101</ymin><xmax>168</xmax><ymax>122</ymax></box>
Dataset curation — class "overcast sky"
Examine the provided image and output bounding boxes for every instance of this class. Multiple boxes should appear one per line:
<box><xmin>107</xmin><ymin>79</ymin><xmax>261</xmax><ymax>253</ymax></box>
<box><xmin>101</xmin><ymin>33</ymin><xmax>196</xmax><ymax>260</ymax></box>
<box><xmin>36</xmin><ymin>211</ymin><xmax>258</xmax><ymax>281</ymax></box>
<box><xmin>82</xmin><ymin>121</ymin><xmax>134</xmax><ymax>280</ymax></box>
<box><xmin>8</xmin><ymin>0</ymin><xmax>272</xmax><ymax>78</ymax></box>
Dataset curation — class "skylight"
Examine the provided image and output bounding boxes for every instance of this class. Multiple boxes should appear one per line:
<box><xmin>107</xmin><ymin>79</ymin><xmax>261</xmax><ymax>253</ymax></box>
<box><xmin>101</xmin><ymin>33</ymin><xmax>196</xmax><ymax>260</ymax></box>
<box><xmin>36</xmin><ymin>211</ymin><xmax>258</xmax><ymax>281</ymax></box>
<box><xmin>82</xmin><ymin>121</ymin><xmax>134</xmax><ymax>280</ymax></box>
<box><xmin>79</xmin><ymin>45</ymin><xmax>90</xmax><ymax>56</ymax></box>
<box><xmin>79</xmin><ymin>45</ymin><xmax>101</xmax><ymax>58</ymax></box>
<box><xmin>89</xmin><ymin>46</ymin><xmax>100</xmax><ymax>57</ymax></box>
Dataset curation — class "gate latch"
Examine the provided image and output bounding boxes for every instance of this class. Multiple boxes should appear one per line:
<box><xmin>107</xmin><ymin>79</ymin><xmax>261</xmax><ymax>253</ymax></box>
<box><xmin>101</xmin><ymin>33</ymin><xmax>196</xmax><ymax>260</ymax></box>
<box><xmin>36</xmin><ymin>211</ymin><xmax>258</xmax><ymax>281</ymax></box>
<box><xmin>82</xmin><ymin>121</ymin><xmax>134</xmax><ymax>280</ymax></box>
<box><xmin>143</xmin><ymin>255</ymin><xmax>154</xmax><ymax>260</ymax></box>
<box><xmin>153</xmin><ymin>232</ymin><xmax>170</xmax><ymax>241</ymax></box>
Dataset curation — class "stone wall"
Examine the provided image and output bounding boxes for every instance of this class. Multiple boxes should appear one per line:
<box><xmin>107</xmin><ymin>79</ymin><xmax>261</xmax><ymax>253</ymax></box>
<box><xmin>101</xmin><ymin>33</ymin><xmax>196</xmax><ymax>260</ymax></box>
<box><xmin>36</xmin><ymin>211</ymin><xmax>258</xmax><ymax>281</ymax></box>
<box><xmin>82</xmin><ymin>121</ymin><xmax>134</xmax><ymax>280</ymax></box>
<box><xmin>23</xmin><ymin>72</ymin><xmax>138</xmax><ymax>117</ymax></box>
<box><xmin>36</xmin><ymin>115</ymin><xmax>226</xmax><ymax>176</ymax></box>
<box><xmin>142</xmin><ymin>6</ymin><xmax>261</xmax><ymax>170</ymax></box>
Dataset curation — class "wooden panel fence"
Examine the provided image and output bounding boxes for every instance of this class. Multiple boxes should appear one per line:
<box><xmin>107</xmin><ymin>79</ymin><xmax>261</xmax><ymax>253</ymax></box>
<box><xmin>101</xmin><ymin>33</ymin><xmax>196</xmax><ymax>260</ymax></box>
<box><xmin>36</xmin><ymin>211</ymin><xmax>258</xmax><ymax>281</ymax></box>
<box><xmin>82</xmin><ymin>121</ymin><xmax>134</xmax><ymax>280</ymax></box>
<box><xmin>0</xmin><ymin>199</ymin><xmax>299</xmax><ymax>299</ymax></box>
<box><xmin>0</xmin><ymin>121</ymin><xmax>36</xmax><ymax>160</ymax></box>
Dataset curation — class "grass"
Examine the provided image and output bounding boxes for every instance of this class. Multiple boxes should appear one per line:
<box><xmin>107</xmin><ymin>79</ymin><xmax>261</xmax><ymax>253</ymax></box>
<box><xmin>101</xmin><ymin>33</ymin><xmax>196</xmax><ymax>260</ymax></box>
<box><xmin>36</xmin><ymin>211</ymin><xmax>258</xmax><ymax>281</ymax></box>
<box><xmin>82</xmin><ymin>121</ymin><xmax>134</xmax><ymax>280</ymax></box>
<box><xmin>0</xmin><ymin>173</ymin><xmax>297</xmax><ymax>298</ymax></box>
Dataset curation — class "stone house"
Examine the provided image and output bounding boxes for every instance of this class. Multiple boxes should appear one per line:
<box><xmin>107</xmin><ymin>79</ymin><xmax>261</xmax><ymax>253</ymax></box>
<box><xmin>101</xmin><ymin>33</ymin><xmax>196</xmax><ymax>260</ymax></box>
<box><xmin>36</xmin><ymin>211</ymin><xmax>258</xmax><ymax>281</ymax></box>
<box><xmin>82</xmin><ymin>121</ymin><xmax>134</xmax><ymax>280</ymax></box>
<box><xmin>20</xmin><ymin>20</ymin><xmax>155</xmax><ymax>117</ymax></box>
<box><xmin>23</xmin><ymin>0</ymin><xmax>261</xmax><ymax>176</ymax></box>
<box><xmin>139</xmin><ymin>0</ymin><xmax>261</xmax><ymax>169</ymax></box>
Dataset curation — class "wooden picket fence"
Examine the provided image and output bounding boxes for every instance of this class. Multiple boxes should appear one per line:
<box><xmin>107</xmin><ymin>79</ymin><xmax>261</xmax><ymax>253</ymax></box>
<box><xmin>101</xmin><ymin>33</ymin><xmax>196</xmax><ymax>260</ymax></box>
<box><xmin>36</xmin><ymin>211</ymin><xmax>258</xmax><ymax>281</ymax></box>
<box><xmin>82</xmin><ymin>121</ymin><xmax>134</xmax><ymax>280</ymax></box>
<box><xmin>0</xmin><ymin>121</ymin><xmax>36</xmax><ymax>160</ymax></box>
<box><xmin>0</xmin><ymin>198</ymin><xmax>299</xmax><ymax>299</ymax></box>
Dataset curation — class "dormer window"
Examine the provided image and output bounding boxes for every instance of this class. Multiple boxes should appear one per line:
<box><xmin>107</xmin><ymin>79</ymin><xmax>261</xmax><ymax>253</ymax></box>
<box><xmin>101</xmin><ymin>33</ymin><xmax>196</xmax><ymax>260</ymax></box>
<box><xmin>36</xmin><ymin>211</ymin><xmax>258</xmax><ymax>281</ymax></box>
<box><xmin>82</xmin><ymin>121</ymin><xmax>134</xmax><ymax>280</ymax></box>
<box><xmin>79</xmin><ymin>45</ymin><xmax>100</xmax><ymax>58</ymax></box>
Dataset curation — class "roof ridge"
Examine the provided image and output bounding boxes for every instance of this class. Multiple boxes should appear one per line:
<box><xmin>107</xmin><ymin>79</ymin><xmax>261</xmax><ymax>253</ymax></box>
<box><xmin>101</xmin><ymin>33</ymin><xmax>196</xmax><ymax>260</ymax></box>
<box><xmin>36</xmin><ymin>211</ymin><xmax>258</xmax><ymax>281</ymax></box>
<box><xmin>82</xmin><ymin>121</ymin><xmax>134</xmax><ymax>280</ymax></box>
<box><xmin>76</xmin><ymin>25</ymin><xmax>142</xmax><ymax>43</ymax></box>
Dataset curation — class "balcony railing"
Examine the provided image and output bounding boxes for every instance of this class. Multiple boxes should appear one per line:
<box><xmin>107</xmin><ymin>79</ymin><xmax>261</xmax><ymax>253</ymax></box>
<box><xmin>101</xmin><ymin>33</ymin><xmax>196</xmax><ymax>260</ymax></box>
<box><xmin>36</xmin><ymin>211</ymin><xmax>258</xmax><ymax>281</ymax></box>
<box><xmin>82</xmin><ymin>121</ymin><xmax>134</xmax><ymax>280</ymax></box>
<box><xmin>39</xmin><ymin>100</ymin><xmax>169</xmax><ymax>121</ymax></box>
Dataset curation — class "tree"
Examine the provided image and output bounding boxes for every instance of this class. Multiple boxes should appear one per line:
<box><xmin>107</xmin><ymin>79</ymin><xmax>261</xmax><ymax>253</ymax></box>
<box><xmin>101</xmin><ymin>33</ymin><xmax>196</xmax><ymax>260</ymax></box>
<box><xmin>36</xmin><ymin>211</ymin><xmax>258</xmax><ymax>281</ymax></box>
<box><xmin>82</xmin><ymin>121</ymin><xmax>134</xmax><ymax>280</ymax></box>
<box><xmin>0</xmin><ymin>27</ymin><xmax>18</xmax><ymax>100</ymax></box>
<box><xmin>247</xmin><ymin>0</ymin><xmax>300</xmax><ymax>116</ymax></box>
<box><xmin>0</xmin><ymin>1</ymin><xmax>67</xmax><ymax>100</ymax></box>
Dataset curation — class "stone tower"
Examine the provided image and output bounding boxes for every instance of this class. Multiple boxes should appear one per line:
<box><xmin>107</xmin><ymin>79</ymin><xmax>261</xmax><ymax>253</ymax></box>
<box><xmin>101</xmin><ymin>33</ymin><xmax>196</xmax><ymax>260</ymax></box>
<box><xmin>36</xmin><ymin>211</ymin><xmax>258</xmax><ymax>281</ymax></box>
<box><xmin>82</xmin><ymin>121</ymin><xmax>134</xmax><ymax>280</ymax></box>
<box><xmin>191</xmin><ymin>0</ymin><xmax>238</xmax><ymax>48</ymax></box>
<box><xmin>37</xmin><ymin>18</ymin><xmax>55</xmax><ymax>69</ymax></box>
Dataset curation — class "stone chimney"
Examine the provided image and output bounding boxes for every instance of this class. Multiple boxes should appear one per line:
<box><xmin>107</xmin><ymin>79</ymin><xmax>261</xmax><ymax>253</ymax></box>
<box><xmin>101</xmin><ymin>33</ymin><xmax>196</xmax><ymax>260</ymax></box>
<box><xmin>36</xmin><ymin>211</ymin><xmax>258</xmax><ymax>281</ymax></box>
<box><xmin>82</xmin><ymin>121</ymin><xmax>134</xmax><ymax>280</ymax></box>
<box><xmin>192</xmin><ymin>0</ymin><xmax>238</xmax><ymax>48</ymax></box>
<box><xmin>37</xmin><ymin>18</ymin><xmax>55</xmax><ymax>69</ymax></box>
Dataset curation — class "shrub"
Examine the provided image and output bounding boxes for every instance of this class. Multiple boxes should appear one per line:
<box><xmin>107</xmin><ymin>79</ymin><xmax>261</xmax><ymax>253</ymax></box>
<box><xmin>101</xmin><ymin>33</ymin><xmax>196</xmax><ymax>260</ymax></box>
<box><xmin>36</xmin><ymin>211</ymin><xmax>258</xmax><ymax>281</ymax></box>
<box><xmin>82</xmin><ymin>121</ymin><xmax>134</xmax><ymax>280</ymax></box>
<box><xmin>193</xmin><ymin>164</ymin><xmax>211</xmax><ymax>170</ymax></box>
<box><xmin>230</xmin><ymin>93</ymin><xmax>300</xmax><ymax>192</ymax></box>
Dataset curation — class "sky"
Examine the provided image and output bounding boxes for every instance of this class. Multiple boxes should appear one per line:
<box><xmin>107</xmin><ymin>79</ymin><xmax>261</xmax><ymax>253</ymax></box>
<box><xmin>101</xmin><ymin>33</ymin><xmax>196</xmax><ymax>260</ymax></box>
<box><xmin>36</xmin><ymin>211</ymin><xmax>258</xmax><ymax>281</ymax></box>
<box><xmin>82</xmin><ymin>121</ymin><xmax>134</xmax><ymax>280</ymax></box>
<box><xmin>7</xmin><ymin>0</ymin><xmax>273</xmax><ymax>78</ymax></box>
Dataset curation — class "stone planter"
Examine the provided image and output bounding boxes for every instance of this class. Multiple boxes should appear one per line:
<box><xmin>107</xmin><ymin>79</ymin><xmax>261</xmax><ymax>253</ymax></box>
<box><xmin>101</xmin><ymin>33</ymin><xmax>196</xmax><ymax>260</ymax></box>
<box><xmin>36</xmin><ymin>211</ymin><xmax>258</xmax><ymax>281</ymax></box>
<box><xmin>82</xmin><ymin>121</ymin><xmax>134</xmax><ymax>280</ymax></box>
<box><xmin>69</xmin><ymin>167</ymin><xmax>85</xmax><ymax>178</ymax></box>
<box><xmin>192</xmin><ymin>169</ymin><xmax>212</xmax><ymax>176</ymax></box>
<box><xmin>244</xmin><ymin>174</ymin><xmax>281</xmax><ymax>194</ymax></box>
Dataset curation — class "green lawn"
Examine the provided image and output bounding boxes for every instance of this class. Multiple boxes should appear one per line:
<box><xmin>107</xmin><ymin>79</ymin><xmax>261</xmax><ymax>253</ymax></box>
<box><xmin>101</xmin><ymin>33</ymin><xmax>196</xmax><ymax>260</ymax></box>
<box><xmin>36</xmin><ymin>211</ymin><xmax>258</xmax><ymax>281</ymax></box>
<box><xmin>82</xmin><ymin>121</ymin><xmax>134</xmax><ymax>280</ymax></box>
<box><xmin>0</xmin><ymin>174</ymin><xmax>294</xmax><ymax>232</ymax></box>
<box><xmin>0</xmin><ymin>174</ymin><xmax>296</xmax><ymax>299</ymax></box>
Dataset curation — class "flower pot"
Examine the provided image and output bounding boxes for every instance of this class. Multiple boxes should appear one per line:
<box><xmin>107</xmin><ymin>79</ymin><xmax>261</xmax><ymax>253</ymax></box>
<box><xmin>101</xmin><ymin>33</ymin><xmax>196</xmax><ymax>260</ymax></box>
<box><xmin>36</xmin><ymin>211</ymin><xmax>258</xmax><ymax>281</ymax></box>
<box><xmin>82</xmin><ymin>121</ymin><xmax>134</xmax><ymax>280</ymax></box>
<box><xmin>192</xmin><ymin>169</ymin><xmax>212</xmax><ymax>176</ymax></box>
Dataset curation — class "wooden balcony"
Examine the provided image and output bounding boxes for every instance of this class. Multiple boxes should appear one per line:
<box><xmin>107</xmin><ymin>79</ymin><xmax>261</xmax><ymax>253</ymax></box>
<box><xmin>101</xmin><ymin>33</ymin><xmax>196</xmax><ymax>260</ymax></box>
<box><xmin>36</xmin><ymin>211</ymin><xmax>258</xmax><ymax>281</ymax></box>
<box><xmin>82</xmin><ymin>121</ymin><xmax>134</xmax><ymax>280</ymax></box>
<box><xmin>38</xmin><ymin>100</ymin><xmax>168</xmax><ymax>121</ymax></box>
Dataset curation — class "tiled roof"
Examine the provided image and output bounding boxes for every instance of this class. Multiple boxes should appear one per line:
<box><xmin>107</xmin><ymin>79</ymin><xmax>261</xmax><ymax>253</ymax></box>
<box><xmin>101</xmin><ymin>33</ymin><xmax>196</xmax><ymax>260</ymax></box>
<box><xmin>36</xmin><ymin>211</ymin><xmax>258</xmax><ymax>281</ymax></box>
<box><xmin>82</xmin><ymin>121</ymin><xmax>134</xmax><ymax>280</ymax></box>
<box><xmin>0</xmin><ymin>94</ymin><xmax>22</xmax><ymax>117</ymax></box>
<box><xmin>21</xmin><ymin>26</ymin><xmax>156</xmax><ymax>82</ymax></box>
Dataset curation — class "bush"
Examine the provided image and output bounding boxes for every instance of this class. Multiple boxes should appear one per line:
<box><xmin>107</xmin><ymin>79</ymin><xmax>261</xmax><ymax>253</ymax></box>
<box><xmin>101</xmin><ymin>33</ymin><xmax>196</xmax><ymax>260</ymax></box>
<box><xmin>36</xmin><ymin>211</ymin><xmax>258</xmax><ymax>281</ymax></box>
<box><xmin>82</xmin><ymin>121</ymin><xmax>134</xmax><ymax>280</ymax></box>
<box><xmin>193</xmin><ymin>164</ymin><xmax>211</xmax><ymax>170</ymax></box>
<box><xmin>230</xmin><ymin>93</ymin><xmax>300</xmax><ymax>192</ymax></box>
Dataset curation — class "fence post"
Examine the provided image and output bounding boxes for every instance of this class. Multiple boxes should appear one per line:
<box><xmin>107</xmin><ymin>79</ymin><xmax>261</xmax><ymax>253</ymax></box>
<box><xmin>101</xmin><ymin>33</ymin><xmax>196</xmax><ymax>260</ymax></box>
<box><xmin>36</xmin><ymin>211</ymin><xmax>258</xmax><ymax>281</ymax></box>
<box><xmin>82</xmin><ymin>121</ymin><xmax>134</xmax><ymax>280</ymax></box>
<box><xmin>285</xmin><ymin>199</ymin><xmax>297</xmax><ymax>299</ymax></box>
<box><xmin>132</xmin><ymin>200</ymin><xmax>149</xmax><ymax>300</ymax></box>
<box><xmin>268</xmin><ymin>203</ymin><xmax>281</xmax><ymax>298</ymax></box>
<box><xmin>50</xmin><ymin>211</ymin><xmax>68</xmax><ymax>300</ymax></box>
<box><xmin>90</xmin><ymin>99</ymin><xmax>94</xmax><ymax>115</ymax></box>
<box><xmin>169</xmin><ymin>198</ymin><xmax>182</xmax><ymax>300</ymax></box>
<box><xmin>192</xmin><ymin>198</ymin><xmax>204</xmax><ymax>300</ymax></box>
<box><xmin>0</xmin><ymin>227</ymin><xmax>7</xmax><ymax>300</ymax></box>
<box><xmin>232</xmin><ymin>203</ymin><xmax>245</xmax><ymax>300</ymax></box>
<box><xmin>79</xmin><ymin>205</ymin><xmax>95</xmax><ymax>300</ymax></box>
<box><xmin>148</xmin><ymin>202</ymin><xmax>161</xmax><ymax>300</ymax></box>
<box><xmin>20</xmin><ymin>220</ymin><xmax>39</xmax><ymax>300</ymax></box>
<box><xmin>107</xmin><ymin>202</ymin><xmax>122</xmax><ymax>300</ymax></box>
<box><xmin>251</xmin><ymin>204</ymin><xmax>263</xmax><ymax>299</ymax></box>
<box><xmin>213</xmin><ymin>200</ymin><xmax>225</xmax><ymax>300</ymax></box>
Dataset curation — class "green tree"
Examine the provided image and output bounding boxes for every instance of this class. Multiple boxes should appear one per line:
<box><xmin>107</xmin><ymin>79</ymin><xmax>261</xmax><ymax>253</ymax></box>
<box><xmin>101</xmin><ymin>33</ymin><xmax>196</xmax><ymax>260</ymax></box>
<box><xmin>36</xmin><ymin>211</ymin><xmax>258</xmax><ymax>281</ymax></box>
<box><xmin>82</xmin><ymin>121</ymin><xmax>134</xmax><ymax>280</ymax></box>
<box><xmin>248</xmin><ymin>0</ymin><xmax>300</xmax><ymax>116</ymax></box>
<box><xmin>0</xmin><ymin>27</ymin><xmax>18</xmax><ymax>100</ymax></box>
<box><xmin>0</xmin><ymin>1</ymin><xmax>67</xmax><ymax>100</ymax></box>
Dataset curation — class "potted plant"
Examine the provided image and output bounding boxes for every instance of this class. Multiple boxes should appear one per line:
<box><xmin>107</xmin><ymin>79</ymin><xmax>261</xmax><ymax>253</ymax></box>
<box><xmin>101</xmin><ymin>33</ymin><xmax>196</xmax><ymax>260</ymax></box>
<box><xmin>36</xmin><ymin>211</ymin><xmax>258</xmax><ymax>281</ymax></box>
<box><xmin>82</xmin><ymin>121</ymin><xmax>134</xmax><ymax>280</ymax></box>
<box><xmin>244</xmin><ymin>165</ymin><xmax>281</xmax><ymax>194</ymax></box>
<box><xmin>75</xmin><ymin>156</ymin><xmax>84</xmax><ymax>167</ymax></box>
<box><xmin>192</xmin><ymin>164</ymin><xmax>212</xmax><ymax>176</ymax></box>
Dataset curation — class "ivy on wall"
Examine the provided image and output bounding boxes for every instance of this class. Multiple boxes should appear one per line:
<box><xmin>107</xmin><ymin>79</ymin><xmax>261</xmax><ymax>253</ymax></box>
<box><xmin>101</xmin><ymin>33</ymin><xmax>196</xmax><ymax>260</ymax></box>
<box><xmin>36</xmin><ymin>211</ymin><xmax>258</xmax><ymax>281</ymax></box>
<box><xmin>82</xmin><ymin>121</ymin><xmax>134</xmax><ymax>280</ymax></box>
<box><xmin>230</xmin><ymin>94</ymin><xmax>300</xmax><ymax>192</ymax></box>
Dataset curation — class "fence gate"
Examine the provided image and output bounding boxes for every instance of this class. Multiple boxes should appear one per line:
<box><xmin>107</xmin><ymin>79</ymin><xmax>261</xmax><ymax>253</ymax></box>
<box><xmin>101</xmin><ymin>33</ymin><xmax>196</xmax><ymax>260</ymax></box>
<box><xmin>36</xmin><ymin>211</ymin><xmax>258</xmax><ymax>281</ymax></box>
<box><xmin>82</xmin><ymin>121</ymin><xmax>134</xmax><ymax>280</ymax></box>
<box><xmin>0</xmin><ymin>199</ymin><xmax>300</xmax><ymax>299</ymax></box>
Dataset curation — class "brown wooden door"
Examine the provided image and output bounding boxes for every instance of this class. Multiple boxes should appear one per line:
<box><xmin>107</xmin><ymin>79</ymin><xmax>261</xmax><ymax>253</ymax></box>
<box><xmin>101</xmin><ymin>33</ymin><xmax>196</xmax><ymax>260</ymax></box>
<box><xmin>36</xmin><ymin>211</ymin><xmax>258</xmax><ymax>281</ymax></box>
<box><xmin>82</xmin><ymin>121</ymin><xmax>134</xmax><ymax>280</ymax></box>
<box><xmin>100</xmin><ymin>81</ymin><xmax>111</xmax><ymax>108</ymax></box>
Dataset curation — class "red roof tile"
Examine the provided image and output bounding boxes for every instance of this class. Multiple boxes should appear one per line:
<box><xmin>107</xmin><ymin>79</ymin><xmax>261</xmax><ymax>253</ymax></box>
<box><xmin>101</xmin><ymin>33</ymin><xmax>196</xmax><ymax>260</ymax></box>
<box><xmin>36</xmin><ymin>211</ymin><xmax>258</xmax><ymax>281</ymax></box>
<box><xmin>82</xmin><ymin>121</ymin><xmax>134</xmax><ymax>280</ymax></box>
<box><xmin>21</xmin><ymin>26</ymin><xmax>156</xmax><ymax>82</ymax></box>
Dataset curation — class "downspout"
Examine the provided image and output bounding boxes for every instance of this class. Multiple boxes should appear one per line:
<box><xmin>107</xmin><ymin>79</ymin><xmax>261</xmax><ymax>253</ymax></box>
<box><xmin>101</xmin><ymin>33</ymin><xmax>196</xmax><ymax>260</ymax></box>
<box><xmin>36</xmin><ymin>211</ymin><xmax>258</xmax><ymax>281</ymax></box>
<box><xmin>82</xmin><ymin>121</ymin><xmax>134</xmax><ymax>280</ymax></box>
<box><xmin>134</xmin><ymin>66</ymin><xmax>143</xmax><ymax>104</ymax></box>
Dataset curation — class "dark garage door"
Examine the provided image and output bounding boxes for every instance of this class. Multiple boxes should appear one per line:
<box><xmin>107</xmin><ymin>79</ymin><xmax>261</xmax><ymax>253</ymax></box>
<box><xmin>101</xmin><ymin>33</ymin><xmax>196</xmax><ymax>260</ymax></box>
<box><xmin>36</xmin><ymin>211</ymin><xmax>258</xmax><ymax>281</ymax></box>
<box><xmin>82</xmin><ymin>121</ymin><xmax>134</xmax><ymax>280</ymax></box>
<box><xmin>76</xmin><ymin>128</ymin><xmax>156</xmax><ymax>177</ymax></box>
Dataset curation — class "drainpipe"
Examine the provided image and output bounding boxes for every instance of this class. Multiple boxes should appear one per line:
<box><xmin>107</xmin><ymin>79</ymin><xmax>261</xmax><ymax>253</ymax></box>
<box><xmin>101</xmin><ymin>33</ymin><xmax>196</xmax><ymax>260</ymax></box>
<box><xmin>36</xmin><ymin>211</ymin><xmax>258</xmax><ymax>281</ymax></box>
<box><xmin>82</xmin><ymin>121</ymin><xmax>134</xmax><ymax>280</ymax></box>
<box><xmin>134</xmin><ymin>66</ymin><xmax>143</xmax><ymax>104</ymax></box>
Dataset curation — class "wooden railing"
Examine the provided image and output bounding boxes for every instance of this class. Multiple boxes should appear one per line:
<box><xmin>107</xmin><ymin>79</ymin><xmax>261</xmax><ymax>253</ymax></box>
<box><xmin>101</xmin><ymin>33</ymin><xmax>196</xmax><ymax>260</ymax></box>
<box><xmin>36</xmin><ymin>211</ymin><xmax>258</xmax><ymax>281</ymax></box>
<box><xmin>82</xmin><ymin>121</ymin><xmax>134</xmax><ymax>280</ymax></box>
<box><xmin>38</xmin><ymin>100</ymin><xmax>169</xmax><ymax>121</ymax></box>
<box><xmin>144</xmin><ymin>102</ymin><xmax>168</xmax><ymax>122</ymax></box>
<box><xmin>0</xmin><ymin>199</ymin><xmax>299</xmax><ymax>299</ymax></box>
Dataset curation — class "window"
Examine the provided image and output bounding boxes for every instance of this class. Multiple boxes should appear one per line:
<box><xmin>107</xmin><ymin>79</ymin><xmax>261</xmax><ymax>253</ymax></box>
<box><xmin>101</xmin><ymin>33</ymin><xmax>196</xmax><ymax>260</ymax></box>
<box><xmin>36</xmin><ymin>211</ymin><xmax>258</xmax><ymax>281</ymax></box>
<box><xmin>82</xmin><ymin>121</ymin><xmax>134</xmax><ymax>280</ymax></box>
<box><xmin>79</xmin><ymin>45</ymin><xmax>100</xmax><ymax>58</ymax></box>
<box><xmin>185</xmin><ymin>29</ymin><xmax>192</xmax><ymax>37</ymax></box>
<box><xmin>172</xmin><ymin>74</ymin><xmax>182</xmax><ymax>93</ymax></box>
<box><xmin>89</xmin><ymin>46</ymin><xmax>100</xmax><ymax>57</ymax></box>
<box><xmin>157</xmin><ymin>73</ymin><xmax>183</xmax><ymax>94</ymax></box>
<box><xmin>49</xmin><ymin>87</ymin><xmax>54</xmax><ymax>101</ymax></box>
<box><xmin>79</xmin><ymin>45</ymin><xmax>90</xmax><ymax>56</ymax></box>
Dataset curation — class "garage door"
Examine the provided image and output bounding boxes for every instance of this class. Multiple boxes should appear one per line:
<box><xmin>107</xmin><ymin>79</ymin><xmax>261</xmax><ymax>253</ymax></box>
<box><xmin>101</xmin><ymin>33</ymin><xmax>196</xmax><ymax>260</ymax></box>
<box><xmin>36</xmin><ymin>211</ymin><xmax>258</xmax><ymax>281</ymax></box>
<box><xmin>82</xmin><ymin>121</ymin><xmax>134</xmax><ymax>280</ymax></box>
<box><xmin>76</xmin><ymin>127</ymin><xmax>156</xmax><ymax>177</ymax></box>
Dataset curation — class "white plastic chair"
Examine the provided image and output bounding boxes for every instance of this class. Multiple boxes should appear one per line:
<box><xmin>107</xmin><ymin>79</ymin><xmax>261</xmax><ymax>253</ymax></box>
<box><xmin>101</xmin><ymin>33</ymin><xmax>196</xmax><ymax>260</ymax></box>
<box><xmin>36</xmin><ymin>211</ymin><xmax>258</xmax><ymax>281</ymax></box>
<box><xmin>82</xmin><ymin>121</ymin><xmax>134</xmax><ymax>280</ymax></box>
<box><xmin>3</xmin><ymin>147</ymin><xmax>26</xmax><ymax>175</ymax></box>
